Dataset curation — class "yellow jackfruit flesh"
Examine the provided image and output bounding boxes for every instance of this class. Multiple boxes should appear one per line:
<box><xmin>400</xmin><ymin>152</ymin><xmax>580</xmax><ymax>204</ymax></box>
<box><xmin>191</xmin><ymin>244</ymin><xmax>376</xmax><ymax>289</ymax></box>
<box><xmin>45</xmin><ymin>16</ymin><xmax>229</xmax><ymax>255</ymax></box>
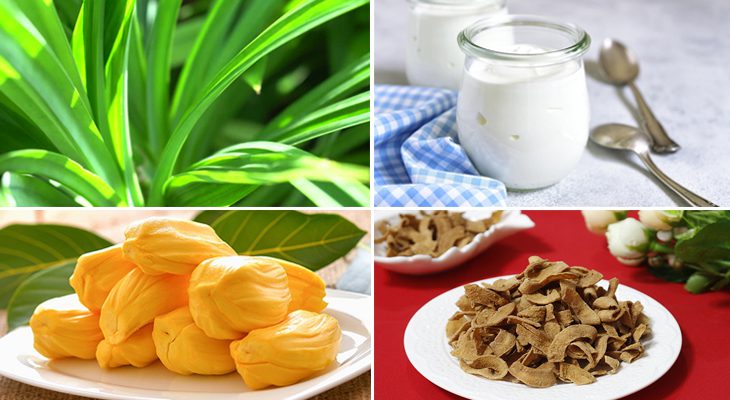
<box><xmin>262</xmin><ymin>257</ymin><xmax>328</xmax><ymax>313</ymax></box>
<box><xmin>100</xmin><ymin>268</ymin><xmax>189</xmax><ymax>344</ymax></box>
<box><xmin>188</xmin><ymin>256</ymin><xmax>291</xmax><ymax>340</ymax></box>
<box><xmin>96</xmin><ymin>324</ymin><xmax>157</xmax><ymax>368</ymax></box>
<box><xmin>69</xmin><ymin>244</ymin><xmax>137</xmax><ymax>312</ymax></box>
<box><xmin>230</xmin><ymin>310</ymin><xmax>341</xmax><ymax>389</ymax></box>
<box><xmin>123</xmin><ymin>217</ymin><xmax>235</xmax><ymax>275</ymax></box>
<box><xmin>153</xmin><ymin>306</ymin><xmax>235</xmax><ymax>375</ymax></box>
<box><xmin>29</xmin><ymin>294</ymin><xmax>103</xmax><ymax>360</ymax></box>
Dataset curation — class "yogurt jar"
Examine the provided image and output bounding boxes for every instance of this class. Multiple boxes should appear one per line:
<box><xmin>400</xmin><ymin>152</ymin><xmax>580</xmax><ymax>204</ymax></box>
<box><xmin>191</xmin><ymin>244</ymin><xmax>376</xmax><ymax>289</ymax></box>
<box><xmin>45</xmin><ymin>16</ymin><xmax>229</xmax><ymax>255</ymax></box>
<box><xmin>406</xmin><ymin>0</ymin><xmax>507</xmax><ymax>90</ymax></box>
<box><xmin>456</xmin><ymin>15</ymin><xmax>591</xmax><ymax>189</ymax></box>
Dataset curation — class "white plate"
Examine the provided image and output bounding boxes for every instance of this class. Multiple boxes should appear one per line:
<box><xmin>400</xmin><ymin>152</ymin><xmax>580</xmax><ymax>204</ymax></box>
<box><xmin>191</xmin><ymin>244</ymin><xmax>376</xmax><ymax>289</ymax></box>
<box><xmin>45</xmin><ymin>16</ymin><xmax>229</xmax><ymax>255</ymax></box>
<box><xmin>0</xmin><ymin>289</ymin><xmax>371</xmax><ymax>400</ymax></box>
<box><xmin>374</xmin><ymin>210</ymin><xmax>534</xmax><ymax>275</ymax></box>
<box><xmin>404</xmin><ymin>276</ymin><xmax>682</xmax><ymax>400</ymax></box>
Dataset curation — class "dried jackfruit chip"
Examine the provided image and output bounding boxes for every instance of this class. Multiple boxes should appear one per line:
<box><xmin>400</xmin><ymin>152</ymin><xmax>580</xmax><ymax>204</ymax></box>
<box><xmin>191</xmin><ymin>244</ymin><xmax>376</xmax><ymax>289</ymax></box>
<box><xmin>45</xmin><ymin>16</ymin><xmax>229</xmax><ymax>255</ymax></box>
<box><xmin>376</xmin><ymin>211</ymin><xmax>502</xmax><ymax>257</ymax></box>
<box><xmin>446</xmin><ymin>256</ymin><xmax>649</xmax><ymax>387</ymax></box>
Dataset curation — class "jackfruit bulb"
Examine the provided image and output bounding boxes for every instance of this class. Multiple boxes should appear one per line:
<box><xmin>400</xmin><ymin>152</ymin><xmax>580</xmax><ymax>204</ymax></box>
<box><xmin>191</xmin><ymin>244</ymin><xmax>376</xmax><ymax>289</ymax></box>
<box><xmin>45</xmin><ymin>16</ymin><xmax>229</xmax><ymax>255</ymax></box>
<box><xmin>262</xmin><ymin>257</ymin><xmax>328</xmax><ymax>313</ymax></box>
<box><xmin>230</xmin><ymin>310</ymin><xmax>341</xmax><ymax>389</ymax></box>
<box><xmin>100</xmin><ymin>268</ymin><xmax>189</xmax><ymax>344</ymax></box>
<box><xmin>96</xmin><ymin>324</ymin><xmax>157</xmax><ymax>368</ymax></box>
<box><xmin>153</xmin><ymin>306</ymin><xmax>235</xmax><ymax>375</ymax></box>
<box><xmin>29</xmin><ymin>294</ymin><xmax>103</xmax><ymax>360</ymax></box>
<box><xmin>123</xmin><ymin>218</ymin><xmax>235</xmax><ymax>275</ymax></box>
<box><xmin>188</xmin><ymin>256</ymin><xmax>291</xmax><ymax>340</ymax></box>
<box><xmin>69</xmin><ymin>244</ymin><xmax>136</xmax><ymax>312</ymax></box>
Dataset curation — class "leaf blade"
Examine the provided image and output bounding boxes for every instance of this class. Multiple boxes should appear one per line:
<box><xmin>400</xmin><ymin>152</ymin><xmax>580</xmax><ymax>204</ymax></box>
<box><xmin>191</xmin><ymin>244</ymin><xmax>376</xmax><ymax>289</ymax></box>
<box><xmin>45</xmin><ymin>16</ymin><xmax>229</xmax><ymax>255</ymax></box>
<box><xmin>6</xmin><ymin>260</ymin><xmax>76</xmax><ymax>330</ymax></box>
<box><xmin>0</xmin><ymin>224</ymin><xmax>111</xmax><ymax>308</ymax></box>
<box><xmin>149</xmin><ymin>0</ymin><xmax>369</xmax><ymax>205</ymax></box>
<box><xmin>0</xmin><ymin>150</ymin><xmax>121</xmax><ymax>206</ymax></box>
<box><xmin>195</xmin><ymin>210</ymin><xmax>365</xmax><ymax>270</ymax></box>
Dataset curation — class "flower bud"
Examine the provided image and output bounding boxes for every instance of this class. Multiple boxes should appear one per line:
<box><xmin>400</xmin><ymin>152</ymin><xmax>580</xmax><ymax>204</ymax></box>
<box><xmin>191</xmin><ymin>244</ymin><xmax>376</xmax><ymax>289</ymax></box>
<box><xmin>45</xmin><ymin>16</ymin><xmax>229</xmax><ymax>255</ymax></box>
<box><xmin>638</xmin><ymin>210</ymin><xmax>683</xmax><ymax>231</ymax></box>
<box><xmin>606</xmin><ymin>218</ymin><xmax>651</xmax><ymax>266</ymax></box>
<box><xmin>581</xmin><ymin>211</ymin><xmax>627</xmax><ymax>234</ymax></box>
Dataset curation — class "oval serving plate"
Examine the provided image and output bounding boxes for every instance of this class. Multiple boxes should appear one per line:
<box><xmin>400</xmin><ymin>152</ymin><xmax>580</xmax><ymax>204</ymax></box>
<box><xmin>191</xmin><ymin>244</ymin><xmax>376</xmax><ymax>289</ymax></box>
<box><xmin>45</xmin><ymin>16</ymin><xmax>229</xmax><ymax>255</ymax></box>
<box><xmin>0</xmin><ymin>289</ymin><xmax>371</xmax><ymax>400</ymax></box>
<box><xmin>374</xmin><ymin>210</ymin><xmax>534</xmax><ymax>275</ymax></box>
<box><xmin>404</xmin><ymin>275</ymin><xmax>681</xmax><ymax>400</ymax></box>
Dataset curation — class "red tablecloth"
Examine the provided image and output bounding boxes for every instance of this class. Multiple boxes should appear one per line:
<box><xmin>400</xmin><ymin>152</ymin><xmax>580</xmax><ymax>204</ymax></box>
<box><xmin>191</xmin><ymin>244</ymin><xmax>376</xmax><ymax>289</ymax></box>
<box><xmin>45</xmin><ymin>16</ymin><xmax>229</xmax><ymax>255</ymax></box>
<box><xmin>374</xmin><ymin>210</ymin><xmax>730</xmax><ymax>399</ymax></box>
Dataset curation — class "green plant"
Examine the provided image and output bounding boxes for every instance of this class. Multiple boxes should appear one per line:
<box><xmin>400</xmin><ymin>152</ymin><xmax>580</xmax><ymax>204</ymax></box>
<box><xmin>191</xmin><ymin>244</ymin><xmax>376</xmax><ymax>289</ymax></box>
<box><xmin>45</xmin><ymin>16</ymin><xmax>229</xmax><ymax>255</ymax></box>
<box><xmin>2</xmin><ymin>210</ymin><xmax>366</xmax><ymax>330</ymax></box>
<box><xmin>599</xmin><ymin>210</ymin><xmax>730</xmax><ymax>294</ymax></box>
<box><xmin>0</xmin><ymin>0</ymin><xmax>370</xmax><ymax>206</ymax></box>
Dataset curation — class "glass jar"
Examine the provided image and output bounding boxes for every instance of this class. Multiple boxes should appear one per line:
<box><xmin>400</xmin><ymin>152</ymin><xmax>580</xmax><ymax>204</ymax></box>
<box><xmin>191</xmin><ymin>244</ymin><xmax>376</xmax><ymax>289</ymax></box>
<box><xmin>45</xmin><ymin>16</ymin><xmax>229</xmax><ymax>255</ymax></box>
<box><xmin>406</xmin><ymin>0</ymin><xmax>507</xmax><ymax>90</ymax></box>
<box><xmin>456</xmin><ymin>15</ymin><xmax>591</xmax><ymax>189</ymax></box>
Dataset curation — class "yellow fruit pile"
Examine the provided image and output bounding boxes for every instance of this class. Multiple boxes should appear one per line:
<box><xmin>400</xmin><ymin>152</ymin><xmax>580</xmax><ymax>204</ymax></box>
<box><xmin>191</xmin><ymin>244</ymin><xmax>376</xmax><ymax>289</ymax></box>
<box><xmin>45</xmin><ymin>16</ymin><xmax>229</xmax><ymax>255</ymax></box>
<box><xmin>29</xmin><ymin>217</ymin><xmax>341</xmax><ymax>389</ymax></box>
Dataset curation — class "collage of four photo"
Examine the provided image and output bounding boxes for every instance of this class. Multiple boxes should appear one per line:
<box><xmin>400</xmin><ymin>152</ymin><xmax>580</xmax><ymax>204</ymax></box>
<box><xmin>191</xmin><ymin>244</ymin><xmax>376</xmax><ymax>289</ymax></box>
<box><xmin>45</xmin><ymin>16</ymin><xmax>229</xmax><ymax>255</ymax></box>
<box><xmin>0</xmin><ymin>0</ymin><xmax>728</xmax><ymax>399</ymax></box>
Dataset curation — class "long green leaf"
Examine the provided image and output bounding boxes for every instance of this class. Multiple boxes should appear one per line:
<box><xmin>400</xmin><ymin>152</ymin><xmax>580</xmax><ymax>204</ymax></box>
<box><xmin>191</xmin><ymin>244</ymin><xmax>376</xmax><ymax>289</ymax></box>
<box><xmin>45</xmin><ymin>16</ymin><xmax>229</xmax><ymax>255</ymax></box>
<box><xmin>170</xmin><ymin>16</ymin><xmax>204</xmax><ymax>67</ymax></box>
<box><xmin>263</xmin><ymin>90</ymin><xmax>369</xmax><ymax>144</ymax></box>
<box><xmin>11</xmin><ymin>0</ymin><xmax>87</xmax><ymax>101</ymax></box>
<box><xmin>0</xmin><ymin>223</ymin><xmax>111</xmax><ymax>308</ymax></box>
<box><xmin>105</xmin><ymin>0</ymin><xmax>143</xmax><ymax>205</ymax></box>
<box><xmin>0</xmin><ymin>1</ymin><xmax>123</xmax><ymax>192</ymax></box>
<box><xmin>146</xmin><ymin>0</ymin><xmax>180</xmax><ymax>155</ymax></box>
<box><xmin>71</xmin><ymin>0</ymin><xmax>106</xmax><ymax>131</ymax></box>
<box><xmin>0</xmin><ymin>150</ymin><xmax>121</xmax><ymax>206</ymax></box>
<box><xmin>266</xmin><ymin>53</ymin><xmax>369</xmax><ymax>130</ymax></box>
<box><xmin>0</xmin><ymin>172</ymin><xmax>82</xmax><ymax>207</ymax></box>
<box><xmin>194</xmin><ymin>210</ymin><xmax>366</xmax><ymax>270</ymax></box>
<box><xmin>170</xmin><ymin>0</ymin><xmax>242</xmax><ymax>124</ymax></box>
<box><xmin>290</xmin><ymin>178</ymin><xmax>369</xmax><ymax>207</ymax></box>
<box><xmin>6</xmin><ymin>261</ymin><xmax>76</xmax><ymax>330</ymax></box>
<box><xmin>149</xmin><ymin>0</ymin><xmax>369</xmax><ymax>205</ymax></box>
<box><xmin>164</xmin><ymin>142</ymin><xmax>368</xmax><ymax>206</ymax></box>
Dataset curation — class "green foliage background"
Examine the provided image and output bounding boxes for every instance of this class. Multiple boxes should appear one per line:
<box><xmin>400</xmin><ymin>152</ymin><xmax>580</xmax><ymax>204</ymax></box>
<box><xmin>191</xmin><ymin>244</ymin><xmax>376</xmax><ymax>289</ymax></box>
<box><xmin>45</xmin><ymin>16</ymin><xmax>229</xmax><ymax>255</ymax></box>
<box><xmin>0</xmin><ymin>0</ymin><xmax>370</xmax><ymax>207</ymax></box>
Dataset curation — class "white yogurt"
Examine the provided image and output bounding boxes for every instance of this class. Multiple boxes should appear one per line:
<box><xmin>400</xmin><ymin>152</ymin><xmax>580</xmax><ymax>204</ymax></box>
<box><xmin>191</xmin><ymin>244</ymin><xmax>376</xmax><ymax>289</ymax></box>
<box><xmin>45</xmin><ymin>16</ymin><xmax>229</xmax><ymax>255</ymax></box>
<box><xmin>456</xmin><ymin>17</ymin><xmax>591</xmax><ymax>189</ymax></box>
<box><xmin>406</xmin><ymin>0</ymin><xmax>507</xmax><ymax>90</ymax></box>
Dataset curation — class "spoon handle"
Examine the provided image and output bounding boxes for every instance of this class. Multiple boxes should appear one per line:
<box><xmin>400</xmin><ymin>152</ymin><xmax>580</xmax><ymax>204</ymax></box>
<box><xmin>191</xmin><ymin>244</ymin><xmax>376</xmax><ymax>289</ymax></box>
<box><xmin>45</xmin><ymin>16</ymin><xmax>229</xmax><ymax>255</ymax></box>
<box><xmin>628</xmin><ymin>83</ymin><xmax>680</xmax><ymax>153</ymax></box>
<box><xmin>637</xmin><ymin>152</ymin><xmax>718</xmax><ymax>207</ymax></box>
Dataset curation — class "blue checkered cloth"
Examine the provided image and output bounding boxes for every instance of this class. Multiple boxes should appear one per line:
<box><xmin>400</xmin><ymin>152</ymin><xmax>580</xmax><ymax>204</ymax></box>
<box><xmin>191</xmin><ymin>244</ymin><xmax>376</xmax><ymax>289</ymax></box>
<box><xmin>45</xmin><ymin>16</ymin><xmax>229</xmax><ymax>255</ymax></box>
<box><xmin>374</xmin><ymin>85</ymin><xmax>507</xmax><ymax>207</ymax></box>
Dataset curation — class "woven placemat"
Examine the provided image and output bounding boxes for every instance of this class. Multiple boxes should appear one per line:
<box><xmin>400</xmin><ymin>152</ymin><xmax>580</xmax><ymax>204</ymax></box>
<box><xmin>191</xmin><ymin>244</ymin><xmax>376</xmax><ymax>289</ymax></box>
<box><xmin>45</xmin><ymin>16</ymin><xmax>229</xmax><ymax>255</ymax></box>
<box><xmin>0</xmin><ymin>260</ymin><xmax>371</xmax><ymax>400</ymax></box>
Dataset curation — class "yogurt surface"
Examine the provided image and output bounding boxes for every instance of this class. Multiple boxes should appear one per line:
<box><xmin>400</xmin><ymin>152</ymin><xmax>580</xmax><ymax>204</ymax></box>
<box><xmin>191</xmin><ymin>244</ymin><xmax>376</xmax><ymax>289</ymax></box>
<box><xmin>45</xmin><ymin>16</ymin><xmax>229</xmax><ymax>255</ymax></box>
<box><xmin>457</xmin><ymin>43</ymin><xmax>590</xmax><ymax>189</ymax></box>
<box><xmin>406</xmin><ymin>1</ymin><xmax>506</xmax><ymax>90</ymax></box>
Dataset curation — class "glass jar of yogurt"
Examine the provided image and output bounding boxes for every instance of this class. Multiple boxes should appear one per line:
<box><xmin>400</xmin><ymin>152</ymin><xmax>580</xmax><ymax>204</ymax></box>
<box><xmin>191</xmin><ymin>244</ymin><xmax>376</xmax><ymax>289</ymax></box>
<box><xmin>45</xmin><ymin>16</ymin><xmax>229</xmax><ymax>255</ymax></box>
<box><xmin>406</xmin><ymin>0</ymin><xmax>507</xmax><ymax>90</ymax></box>
<box><xmin>456</xmin><ymin>15</ymin><xmax>591</xmax><ymax>190</ymax></box>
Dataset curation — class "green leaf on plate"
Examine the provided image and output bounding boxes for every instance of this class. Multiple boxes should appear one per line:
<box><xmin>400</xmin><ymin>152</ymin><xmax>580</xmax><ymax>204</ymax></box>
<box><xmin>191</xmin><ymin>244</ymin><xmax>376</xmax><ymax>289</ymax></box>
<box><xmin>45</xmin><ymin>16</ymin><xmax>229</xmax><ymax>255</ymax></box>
<box><xmin>195</xmin><ymin>210</ymin><xmax>365</xmax><ymax>270</ymax></box>
<box><xmin>6</xmin><ymin>260</ymin><xmax>76</xmax><ymax>331</ymax></box>
<box><xmin>0</xmin><ymin>224</ymin><xmax>111</xmax><ymax>308</ymax></box>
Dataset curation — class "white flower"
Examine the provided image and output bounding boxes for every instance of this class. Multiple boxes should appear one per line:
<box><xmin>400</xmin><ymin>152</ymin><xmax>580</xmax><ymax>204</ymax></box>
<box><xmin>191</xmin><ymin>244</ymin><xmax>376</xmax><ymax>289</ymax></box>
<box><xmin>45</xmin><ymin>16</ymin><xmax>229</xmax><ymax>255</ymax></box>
<box><xmin>606</xmin><ymin>218</ymin><xmax>652</xmax><ymax>266</ymax></box>
<box><xmin>638</xmin><ymin>210</ymin><xmax>683</xmax><ymax>231</ymax></box>
<box><xmin>581</xmin><ymin>210</ymin><xmax>627</xmax><ymax>234</ymax></box>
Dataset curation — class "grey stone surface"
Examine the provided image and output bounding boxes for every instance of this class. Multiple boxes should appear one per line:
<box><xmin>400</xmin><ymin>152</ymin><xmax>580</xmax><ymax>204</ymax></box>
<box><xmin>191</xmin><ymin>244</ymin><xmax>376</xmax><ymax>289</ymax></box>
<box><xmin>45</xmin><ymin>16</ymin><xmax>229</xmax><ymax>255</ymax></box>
<box><xmin>374</xmin><ymin>0</ymin><xmax>730</xmax><ymax>207</ymax></box>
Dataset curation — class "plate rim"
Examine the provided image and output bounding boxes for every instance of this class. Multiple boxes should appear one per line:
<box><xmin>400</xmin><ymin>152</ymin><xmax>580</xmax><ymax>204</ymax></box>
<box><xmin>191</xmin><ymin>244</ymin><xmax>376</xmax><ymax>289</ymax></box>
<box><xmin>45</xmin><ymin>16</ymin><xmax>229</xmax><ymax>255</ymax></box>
<box><xmin>0</xmin><ymin>289</ymin><xmax>372</xmax><ymax>400</ymax></box>
<box><xmin>403</xmin><ymin>274</ymin><xmax>682</xmax><ymax>400</ymax></box>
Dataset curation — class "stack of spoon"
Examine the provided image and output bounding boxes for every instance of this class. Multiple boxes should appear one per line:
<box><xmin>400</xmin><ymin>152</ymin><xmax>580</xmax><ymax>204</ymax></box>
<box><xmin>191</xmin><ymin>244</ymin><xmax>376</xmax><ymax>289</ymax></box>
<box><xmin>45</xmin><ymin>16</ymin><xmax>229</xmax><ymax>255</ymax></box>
<box><xmin>590</xmin><ymin>38</ymin><xmax>717</xmax><ymax>207</ymax></box>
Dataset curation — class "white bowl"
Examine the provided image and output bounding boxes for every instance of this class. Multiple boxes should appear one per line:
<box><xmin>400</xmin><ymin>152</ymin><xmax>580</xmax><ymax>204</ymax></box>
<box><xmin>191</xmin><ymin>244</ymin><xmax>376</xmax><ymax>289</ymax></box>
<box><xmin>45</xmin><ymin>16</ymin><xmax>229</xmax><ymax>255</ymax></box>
<box><xmin>374</xmin><ymin>210</ymin><xmax>534</xmax><ymax>275</ymax></box>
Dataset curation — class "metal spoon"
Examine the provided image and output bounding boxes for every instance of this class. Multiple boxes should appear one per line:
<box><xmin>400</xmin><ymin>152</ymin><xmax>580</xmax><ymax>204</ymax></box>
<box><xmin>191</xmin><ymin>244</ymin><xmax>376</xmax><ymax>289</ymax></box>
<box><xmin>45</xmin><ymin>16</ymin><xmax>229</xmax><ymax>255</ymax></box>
<box><xmin>591</xmin><ymin>123</ymin><xmax>717</xmax><ymax>207</ymax></box>
<box><xmin>599</xmin><ymin>39</ymin><xmax>680</xmax><ymax>153</ymax></box>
